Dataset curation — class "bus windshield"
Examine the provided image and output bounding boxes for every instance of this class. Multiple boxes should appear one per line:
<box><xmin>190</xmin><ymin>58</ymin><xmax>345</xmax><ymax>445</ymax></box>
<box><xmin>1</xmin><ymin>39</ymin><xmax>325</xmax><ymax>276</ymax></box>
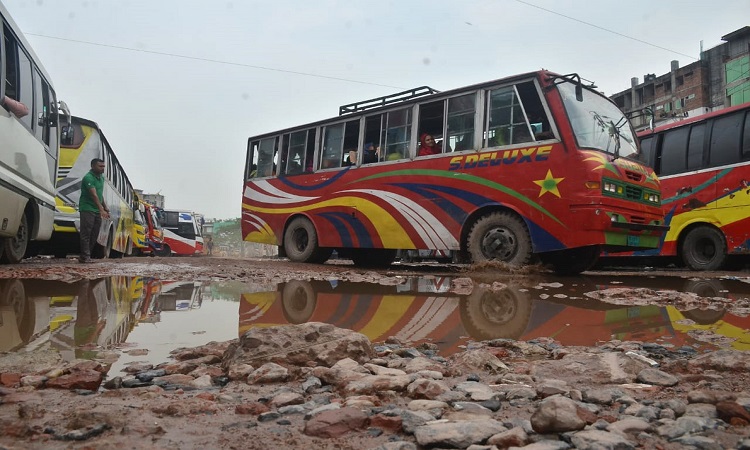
<box><xmin>558</xmin><ymin>82</ymin><xmax>638</xmax><ymax>158</ymax></box>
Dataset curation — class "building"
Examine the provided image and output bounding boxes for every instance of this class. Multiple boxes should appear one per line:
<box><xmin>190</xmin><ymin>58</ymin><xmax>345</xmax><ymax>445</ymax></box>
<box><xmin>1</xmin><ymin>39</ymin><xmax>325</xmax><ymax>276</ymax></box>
<box><xmin>134</xmin><ymin>189</ymin><xmax>165</xmax><ymax>209</ymax></box>
<box><xmin>610</xmin><ymin>26</ymin><xmax>750</xmax><ymax>131</ymax></box>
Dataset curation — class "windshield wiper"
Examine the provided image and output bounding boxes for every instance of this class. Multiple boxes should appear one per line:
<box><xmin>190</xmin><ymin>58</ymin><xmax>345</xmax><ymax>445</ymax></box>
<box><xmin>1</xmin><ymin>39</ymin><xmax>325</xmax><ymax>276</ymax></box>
<box><xmin>591</xmin><ymin>112</ymin><xmax>629</xmax><ymax>160</ymax></box>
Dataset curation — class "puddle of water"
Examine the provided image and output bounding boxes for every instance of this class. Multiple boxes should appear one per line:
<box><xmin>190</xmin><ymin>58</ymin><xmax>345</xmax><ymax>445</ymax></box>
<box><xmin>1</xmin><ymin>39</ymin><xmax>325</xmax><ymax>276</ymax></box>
<box><xmin>1</xmin><ymin>275</ymin><xmax>749</xmax><ymax>377</ymax></box>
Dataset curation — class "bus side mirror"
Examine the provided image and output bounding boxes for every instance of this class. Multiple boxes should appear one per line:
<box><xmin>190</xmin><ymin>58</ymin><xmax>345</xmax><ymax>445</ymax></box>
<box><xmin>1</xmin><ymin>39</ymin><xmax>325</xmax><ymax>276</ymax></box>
<box><xmin>60</xmin><ymin>125</ymin><xmax>75</xmax><ymax>145</ymax></box>
<box><xmin>575</xmin><ymin>84</ymin><xmax>583</xmax><ymax>102</ymax></box>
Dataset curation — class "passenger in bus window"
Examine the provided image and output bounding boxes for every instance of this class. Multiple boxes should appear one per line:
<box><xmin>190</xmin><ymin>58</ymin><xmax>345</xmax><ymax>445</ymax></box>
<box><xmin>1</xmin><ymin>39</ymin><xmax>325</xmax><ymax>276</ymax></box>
<box><xmin>344</xmin><ymin>148</ymin><xmax>357</xmax><ymax>166</ymax></box>
<box><xmin>418</xmin><ymin>133</ymin><xmax>441</xmax><ymax>156</ymax></box>
<box><xmin>2</xmin><ymin>95</ymin><xmax>29</xmax><ymax>118</ymax></box>
<box><xmin>362</xmin><ymin>142</ymin><xmax>380</xmax><ymax>164</ymax></box>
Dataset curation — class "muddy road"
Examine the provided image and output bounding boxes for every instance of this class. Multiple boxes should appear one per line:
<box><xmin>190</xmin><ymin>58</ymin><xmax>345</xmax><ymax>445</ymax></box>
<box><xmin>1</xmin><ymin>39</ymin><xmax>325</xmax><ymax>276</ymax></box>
<box><xmin>0</xmin><ymin>254</ymin><xmax>747</xmax><ymax>284</ymax></box>
<box><xmin>1</xmin><ymin>256</ymin><xmax>749</xmax><ymax>449</ymax></box>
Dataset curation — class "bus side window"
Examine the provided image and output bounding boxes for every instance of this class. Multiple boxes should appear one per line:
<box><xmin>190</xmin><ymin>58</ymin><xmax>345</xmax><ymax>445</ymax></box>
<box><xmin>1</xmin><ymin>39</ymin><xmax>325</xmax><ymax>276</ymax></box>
<box><xmin>363</xmin><ymin>115</ymin><xmax>384</xmax><ymax>164</ymax></box>
<box><xmin>321</xmin><ymin>123</ymin><xmax>344</xmax><ymax>169</ymax></box>
<box><xmin>246</xmin><ymin>141</ymin><xmax>259</xmax><ymax>179</ymax></box>
<box><xmin>708</xmin><ymin>112</ymin><xmax>743</xmax><ymax>168</ymax></box>
<box><xmin>686</xmin><ymin>123</ymin><xmax>706</xmax><ymax>171</ymax></box>
<box><xmin>516</xmin><ymin>82</ymin><xmax>553</xmax><ymax>141</ymax></box>
<box><xmin>447</xmin><ymin>93</ymin><xmax>476</xmax><ymax>151</ymax></box>
<box><xmin>417</xmin><ymin>99</ymin><xmax>445</xmax><ymax>156</ymax></box>
<box><xmin>659</xmin><ymin>128</ymin><xmax>689</xmax><ymax>176</ymax></box>
<box><xmin>384</xmin><ymin>108</ymin><xmax>411</xmax><ymax>160</ymax></box>
<box><xmin>256</xmin><ymin>137</ymin><xmax>277</xmax><ymax>177</ymax></box>
<box><xmin>485</xmin><ymin>85</ymin><xmax>531</xmax><ymax>147</ymax></box>
<box><xmin>639</xmin><ymin>136</ymin><xmax>655</xmax><ymax>169</ymax></box>
<box><xmin>743</xmin><ymin>111</ymin><xmax>750</xmax><ymax>161</ymax></box>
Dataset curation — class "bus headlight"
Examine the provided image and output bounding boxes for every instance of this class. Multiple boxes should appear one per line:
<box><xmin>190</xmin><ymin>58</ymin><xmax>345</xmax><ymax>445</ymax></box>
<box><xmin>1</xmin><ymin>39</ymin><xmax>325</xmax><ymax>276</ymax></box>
<box><xmin>644</xmin><ymin>192</ymin><xmax>660</xmax><ymax>203</ymax></box>
<box><xmin>603</xmin><ymin>181</ymin><xmax>619</xmax><ymax>193</ymax></box>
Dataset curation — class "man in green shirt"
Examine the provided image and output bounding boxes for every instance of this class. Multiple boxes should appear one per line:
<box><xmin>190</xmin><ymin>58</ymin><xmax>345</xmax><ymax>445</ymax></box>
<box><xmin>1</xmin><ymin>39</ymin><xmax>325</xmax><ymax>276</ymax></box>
<box><xmin>79</xmin><ymin>158</ymin><xmax>110</xmax><ymax>263</ymax></box>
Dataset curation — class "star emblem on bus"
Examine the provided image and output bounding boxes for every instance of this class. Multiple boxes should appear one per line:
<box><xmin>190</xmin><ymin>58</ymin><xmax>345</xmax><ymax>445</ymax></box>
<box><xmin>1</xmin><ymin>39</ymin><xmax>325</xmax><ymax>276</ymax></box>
<box><xmin>534</xmin><ymin>170</ymin><xmax>564</xmax><ymax>198</ymax></box>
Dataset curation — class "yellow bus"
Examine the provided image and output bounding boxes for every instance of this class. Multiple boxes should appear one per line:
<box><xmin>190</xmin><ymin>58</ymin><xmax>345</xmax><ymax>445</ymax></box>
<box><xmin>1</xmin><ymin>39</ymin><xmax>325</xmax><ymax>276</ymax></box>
<box><xmin>43</xmin><ymin>116</ymin><xmax>135</xmax><ymax>258</ymax></box>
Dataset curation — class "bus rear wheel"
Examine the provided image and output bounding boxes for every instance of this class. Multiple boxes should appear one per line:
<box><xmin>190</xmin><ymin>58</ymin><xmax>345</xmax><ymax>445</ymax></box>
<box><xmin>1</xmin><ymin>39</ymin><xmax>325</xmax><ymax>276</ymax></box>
<box><xmin>681</xmin><ymin>225</ymin><xmax>726</xmax><ymax>271</ymax></box>
<box><xmin>281</xmin><ymin>280</ymin><xmax>316</xmax><ymax>324</ymax></box>
<box><xmin>467</xmin><ymin>211</ymin><xmax>532</xmax><ymax>266</ymax></box>
<box><xmin>1</xmin><ymin>214</ymin><xmax>29</xmax><ymax>264</ymax></box>
<box><xmin>284</xmin><ymin>217</ymin><xmax>326</xmax><ymax>263</ymax></box>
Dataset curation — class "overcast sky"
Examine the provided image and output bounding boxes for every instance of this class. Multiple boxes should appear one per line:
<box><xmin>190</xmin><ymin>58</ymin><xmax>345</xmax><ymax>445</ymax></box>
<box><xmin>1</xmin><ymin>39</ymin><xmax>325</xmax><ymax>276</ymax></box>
<box><xmin>4</xmin><ymin>0</ymin><xmax>748</xmax><ymax>219</ymax></box>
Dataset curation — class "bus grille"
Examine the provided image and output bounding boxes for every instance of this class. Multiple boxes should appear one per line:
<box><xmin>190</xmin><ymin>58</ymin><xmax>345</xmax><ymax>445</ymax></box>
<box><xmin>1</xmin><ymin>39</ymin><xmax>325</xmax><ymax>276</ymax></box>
<box><xmin>631</xmin><ymin>216</ymin><xmax>647</xmax><ymax>224</ymax></box>
<box><xmin>624</xmin><ymin>170</ymin><xmax>643</xmax><ymax>182</ymax></box>
<box><xmin>625</xmin><ymin>185</ymin><xmax>642</xmax><ymax>200</ymax></box>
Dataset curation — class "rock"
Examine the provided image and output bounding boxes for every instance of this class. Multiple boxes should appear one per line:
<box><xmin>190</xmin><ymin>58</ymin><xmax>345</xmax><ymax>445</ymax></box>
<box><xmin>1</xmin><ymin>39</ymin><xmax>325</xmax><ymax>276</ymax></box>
<box><xmin>688</xmin><ymin>350</ymin><xmax>750</xmax><ymax>373</ymax></box>
<box><xmin>570</xmin><ymin>429</ymin><xmax>635</xmax><ymax>450</ymax></box>
<box><xmin>454</xmin><ymin>381</ymin><xmax>496</xmax><ymax>401</ymax></box>
<box><xmin>408</xmin><ymin>400</ymin><xmax>449</xmax><ymax>411</ymax></box>
<box><xmin>235</xmin><ymin>402</ymin><xmax>269</xmax><ymax>415</ymax></box>
<box><xmin>532</xmin><ymin>352</ymin><xmax>638</xmax><ymax>385</ymax></box>
<box><xmin>190</xmin><ymin>374</ymin><xmax>213</xmax><ymax>388</ymax></box>
<box><xmin>303</xmin><ymin>407</ymin><xmax>368</xmax><ymax>438</ymax></box>
<box><xmin>227</xmin><ymin>363</ymin><xmax>254</xmax><ymax>381</ymax></box>
<box><xmin>369</xmin><ymin>414</ymin><xmax>403</xmax><ymax>432</ymax></box>
<box><xmin>46</xmin><ymin>369</ymin><xmax>103</xmax><ymax>391</ymax></box>
<box><xmin>672</xmin><ymin>435</ymin><xmax>722</xmax><ymax>450</ymax></box>
<box><xmin>636</xmin><ymin>368</ymin><xmax>678</xmax><ymax>386</ymax></box>
<box><xmin>301</xmin><ymin>376</ymin><xmax>322</xmax><ymax>393</ymax></box>
<box><xmin>222</xmin><ymin>323</ymin><xmax>374</xmax><ymax>370</ymax></box>
<box><xmin>583</xmin><ymin>388</ymin><xmax>622</xmax><ymax>405</ymax></box>
<box><xmin>305</xmin><ymin>403</ymin><xmax>341</xmax><ymax>420</ymax></box>
<box><xmin>413</xmin><ymin>419</ymin><xmax>506</xmax><ymax>448</ymax></box>
<box><xmin>530</xmin><ymin>396</ymin><xmax>586</xmax><ymax>433</ymax></box>
<box><xmin>344</xmin><ymin>375</ymin><xmax>412</xmax><ymax>395</ymax></box>
<box><xmin>364</xmin><ymin>363</ymin><xmax>406</xmax><ymax>376</ymax></box>
<box><xmin>450</xmin><ymin>350</ymin><xmax>509</xmax><ymax>375</ymax></box>
<box><xmin>536</xmin><ymin>379</ymin><xmax>570</xmax><ymax>398</ymax></box>
<box><xmin>406</xmin><ymin>378</ymin><xmax>450</xmax><ymax>400</ymax></box>
<box><xmin>684</xmin><ymin>403</ymin><xmax>718</xmax><ymax>418</ymax></box>
<box><xmin>271</xmin><ymin>391</ymin><xmax>304</xmax><ymax>408</ymax></box>
<box><xmin>606</xmin><ymin>418</ymin><xmax>651</xmax><ymax>435</ymax></box>
<box><xmin>367</xmin><ymin>442</ymin><xmax>417</xmax><ymax>450</ymax></box>
<box><xmin>487</xmin><ymin>426</ymin><xmax>528</xmax><ymax>447</ymax></box>
<box><xmin>400</xmin><ymin>357</ymin><xmax>446</xmax><ymax>374</ymax></box>
<box><xmin>400</xmin><ymin>410</ymin><xmax>436</xmax><ymax>433</ymax></box>
<box><xmin>20</xmin><ymin>375</ymin><xmax>46</xmax><ymax>388</ymax></box>
<box><xmin>716</xmin><ymin>400</ymin><xmax>750</xmax><ymax>424</ymax></box>
<box><xmin>248</xmin><ymin>362</ymin><xmax>289</xmax><ymax>384</ymax></box>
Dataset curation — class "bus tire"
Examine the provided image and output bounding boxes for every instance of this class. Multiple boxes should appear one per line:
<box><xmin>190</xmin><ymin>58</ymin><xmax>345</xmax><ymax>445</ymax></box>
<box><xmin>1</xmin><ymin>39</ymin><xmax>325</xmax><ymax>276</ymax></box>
<box><xmin>0</xmin><ymin>278</ymin><xmax>25</xmax><ymax>315</ymax></box>
<box><xmin>467</xmin><ymin>211</ymin><xmax>532</xmax><ymax>266</ymax></box>
<box><xmin>541</xmin><ymin>245</ymin><xmax>600</xmax><ymax>275</ymax></box>
<box><xmin>155</xmin><ymin>245</ymin><xmax>171</xmax><ymax>257</ymax></box>
<box><xmin>283</xmin><ymin>217</ymin><xmax>322</xmax><ymax>263</ymax></box>
<box><xmin>0</xmin><ymin>213</ymin><xmax>29</xmax><ymax>264</ymax></box>
<box><xmin>681</xmin><ymin>225</ymin><xmax>726</xmax><ymax>271</ymax></box>
<box><xmin>351</xmin><ymin>249</ymin><xmax>397</xmax><ymax>268</ymax></box>
<box><xmin>460</xmin><ymin>284</ymin><xmax>532</xmax><ymax>341</ymax></box>
<box><xmin>281</xmin><ymin>280</ymin><xmax>316</xmax><ymax>324</ymax></box>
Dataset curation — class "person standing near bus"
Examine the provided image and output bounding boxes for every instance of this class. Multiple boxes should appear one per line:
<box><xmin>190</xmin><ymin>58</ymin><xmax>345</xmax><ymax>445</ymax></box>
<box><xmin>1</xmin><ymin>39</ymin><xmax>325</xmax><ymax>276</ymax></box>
<box><xmin>78</xmin><ymin>158</ymin><xmax>109</xmax><ymax>263</ymax></box>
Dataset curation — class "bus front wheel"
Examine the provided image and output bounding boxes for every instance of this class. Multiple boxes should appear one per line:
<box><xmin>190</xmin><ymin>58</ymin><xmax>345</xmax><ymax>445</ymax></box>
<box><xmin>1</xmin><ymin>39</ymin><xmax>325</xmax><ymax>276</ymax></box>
<box><xmin>284</xmin><ymin>217</ymin><xmax>323</xmax><ymax>263</ymax></box>
<box><xmin>681</xmin><ymin>225</ymin><xmax>726</xmax><ymax>271</ymax></box>
<box><xmin>1</xmin><ymin>214</ymin><xmax>29</xmax><ymax>264</ymax></box>
<box><xmin>155</xmin><ymin>245</ymin><xmax>171</xmax><ymax>257</ymax></box>
<box><xmin>467</xmin><ymin>212</ymin><xmax>532</xmax><ymax>266</ymax></box>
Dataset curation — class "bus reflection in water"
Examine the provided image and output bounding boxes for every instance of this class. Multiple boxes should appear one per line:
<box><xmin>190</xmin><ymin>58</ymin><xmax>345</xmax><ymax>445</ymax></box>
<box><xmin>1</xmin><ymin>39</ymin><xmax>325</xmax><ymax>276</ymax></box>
<box><xmin>0</xmin><ymin>276</ymin><xmax>162</xmax><ymax>356</ymax></box>
<box><xmin>237</xmin><ymin>277</ymin><xmax>750</xmax><ymax>354</ymax></box>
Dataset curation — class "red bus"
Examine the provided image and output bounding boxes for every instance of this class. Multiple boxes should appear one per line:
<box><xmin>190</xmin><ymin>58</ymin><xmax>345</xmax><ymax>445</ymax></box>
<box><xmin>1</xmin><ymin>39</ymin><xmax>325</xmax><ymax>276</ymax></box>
<box><xmin>242</xmin><ymin>71</ymin><xmax>666</xmax><ymax>274</ymax></box>
<box><xmin>633</xmin><ymin>102</ymin><xmax>750</xmax><ymax>270</ymax></box>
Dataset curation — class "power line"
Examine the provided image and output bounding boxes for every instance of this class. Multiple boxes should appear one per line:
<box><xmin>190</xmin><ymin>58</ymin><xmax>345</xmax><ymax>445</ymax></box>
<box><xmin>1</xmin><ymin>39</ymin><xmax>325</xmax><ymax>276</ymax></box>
<box><xmin>25</xmin><ymin>32</ymin><xmax>405</xmax><ymax>90</ymax></box>
<box><xmin>513</xmin><ymin>0</ymin><xmax>698</xmax><ymax>61</ymax></box>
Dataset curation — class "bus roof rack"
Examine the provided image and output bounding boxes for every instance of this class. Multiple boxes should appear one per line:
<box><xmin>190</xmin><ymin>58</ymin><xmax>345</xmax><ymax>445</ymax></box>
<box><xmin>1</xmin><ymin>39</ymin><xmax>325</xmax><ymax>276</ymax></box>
<box><xmin>339</xmin><ymin>86</ymin><xmax>440</xmax><ymax>116</ymax></box>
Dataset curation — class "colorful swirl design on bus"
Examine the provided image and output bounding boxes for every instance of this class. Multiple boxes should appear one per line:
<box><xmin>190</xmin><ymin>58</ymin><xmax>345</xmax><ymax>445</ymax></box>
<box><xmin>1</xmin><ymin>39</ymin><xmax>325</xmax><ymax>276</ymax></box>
<box><xmin>242</xmin><ymin>166</ymin><xmax>566</xmax><ymax>250</ymax></box>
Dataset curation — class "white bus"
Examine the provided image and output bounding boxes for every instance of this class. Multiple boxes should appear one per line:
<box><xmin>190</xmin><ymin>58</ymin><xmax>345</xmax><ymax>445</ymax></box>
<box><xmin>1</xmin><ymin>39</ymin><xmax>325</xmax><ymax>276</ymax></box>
<box><xmin>1</xmin><ymin>2</ymin><xmax>67</xmax><ymax>263</ymax></box>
